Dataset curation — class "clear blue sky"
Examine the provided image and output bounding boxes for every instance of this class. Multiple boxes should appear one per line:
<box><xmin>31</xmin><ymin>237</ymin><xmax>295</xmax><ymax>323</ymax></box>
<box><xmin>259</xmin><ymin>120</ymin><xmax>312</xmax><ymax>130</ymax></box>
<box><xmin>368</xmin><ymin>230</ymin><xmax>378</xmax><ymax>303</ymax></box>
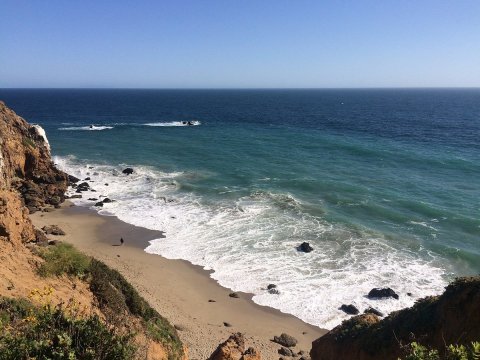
<box><xmin>1</xmin><ymin>0</ymin><xmax>479</xmax><ymax>88</ymax></box>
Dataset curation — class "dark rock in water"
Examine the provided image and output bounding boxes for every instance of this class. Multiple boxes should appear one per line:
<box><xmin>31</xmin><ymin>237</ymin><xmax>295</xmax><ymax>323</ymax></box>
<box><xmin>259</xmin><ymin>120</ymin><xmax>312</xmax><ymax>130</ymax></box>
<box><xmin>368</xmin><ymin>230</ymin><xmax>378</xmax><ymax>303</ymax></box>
<box><xmin>223</xmin><ymin>322</ymin><xmax>232</xmax><ymax>327</ymax></box>
<box><xmin>122</xmin><ymin>168</ymin><xmax>134</xmax><ymax>175</ymax></box>
<box><xmin>88</xmin><ymin>166</ymin><xmax>94</xmax><ymax>169</ymax></box>
<box><xmin>68</xmin><ymin>174</ymin><xmax>80</xmax><ymax>183</ymax></box>
<box><xmin>42</xmin><ymin>225</ymin><xmax>66</xmax><ymax>236</ymax></box>
<box><xmin>407</xmin><ymin>292</ymin><xmax>413</xmax><ymax>297</ymax></box>
<box><xmin>278</xmin><ymin>347</ymin><xmax>295</xmax><ymax>357</ymax></box>
<box><xmin>88</xmin><ymin>198</ymin><xmax>98</xmax><ymax>201</ymax></box>
<box><xmin>297</xmin><ymin>242</ymin><xmax>313</xmax><ymax>253</ymax></box>
<box><xmin>84</xmin><ymin>177</ymin><xmax>90</xmax><ymax>181</ymax></box>
<box><xmin>273</xmin><ymin>333</ymin><xmax>298</xmax><ymax>348</ymax></box>
<box><xmin>368</xmin><ymin>288</ymin><xmax>399</xmax><ymax>300</ymax></box>
<box><xmin>267</xmin><ymin>284</ymin><xmax>277</xmax><ymax>290</ymax></box>
<box><xmin>94</xmin><ymin>202</ymin><xmax>104</xmax><ymax>207</ymax></box>
<box><xmin>229</xmin><ymin>292</ymin><xmax>239</xmax><ymax>298</ymax></box>
<box><xmin>76</xmin><ymin>182</ymin><xmax>90</xmax><ymax>192</ymax></box>
<box><xmin>102</xmin><ymin>198</ymin><xmax>113</xmax><ymax>203</ymax></box>
<box><xmin>364</xmin><ymin>307</ymin><xmax>384</xmax><ymax>317</ymax></box>
<box><xmin>339</xmin><ymin>304</ymin><xmax>359</xmax><ymax>315</ymax></box>
<box><xmin>268</xmin><ymin>288</ymin><xmax>280</xmax><ymax>295</ymax></box>
<box><xmin>104</xmin><ymin>183</ymin><xmax>109</xmax><ymax>186</ymax></box>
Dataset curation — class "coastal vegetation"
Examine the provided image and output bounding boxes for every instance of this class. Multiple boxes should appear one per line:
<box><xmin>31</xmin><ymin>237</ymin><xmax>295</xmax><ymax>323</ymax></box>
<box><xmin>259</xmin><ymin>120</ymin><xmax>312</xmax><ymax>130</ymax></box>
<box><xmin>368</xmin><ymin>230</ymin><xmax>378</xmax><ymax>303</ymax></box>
<box><xmin>400</xmin><ymin>341</ymin><xmax>480</xmax><ymax>360</ymax></box>
<box><xmin>35</xmin><ymin>244</ymin><xmax>184</xmax><ymax>359</ymax></box>
<box><xmin>0</xmin><ymin>294</ymin><xmax>136</xmax><ymax>359</ymax></box>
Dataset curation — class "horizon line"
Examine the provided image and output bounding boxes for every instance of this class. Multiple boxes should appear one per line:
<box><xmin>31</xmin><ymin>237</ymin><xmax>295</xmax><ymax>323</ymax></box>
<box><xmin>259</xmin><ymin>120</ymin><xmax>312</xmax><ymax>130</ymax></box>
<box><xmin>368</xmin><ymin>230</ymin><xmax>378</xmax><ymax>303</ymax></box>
<box><xmin>1</xmin><ymin>86</ymin><xmax>479</xmax><ymax>90</ymax></box>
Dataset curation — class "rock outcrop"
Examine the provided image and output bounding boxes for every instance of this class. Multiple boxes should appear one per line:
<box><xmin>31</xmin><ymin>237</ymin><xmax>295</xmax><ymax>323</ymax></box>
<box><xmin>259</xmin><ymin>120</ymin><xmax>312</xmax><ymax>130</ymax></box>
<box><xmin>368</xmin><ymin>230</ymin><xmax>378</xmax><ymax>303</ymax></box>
<box><xmin>0</xmin><ymin>101</ymin><xmax>68</xmax><ymax>212</ymax></box>
<box><xmin>208</xmin><ymin>333</ymin><xmax>261</xmax><ymax>360</ymax></box>
<box><xmin>0</xmin><ymin>101</ymin><xmax>68</xmax><ymax>245</ymax></box>
<box><xmin>311</xmin><ymin>276</ymin><xmax>480</xmax><ymax>360</ymax></box>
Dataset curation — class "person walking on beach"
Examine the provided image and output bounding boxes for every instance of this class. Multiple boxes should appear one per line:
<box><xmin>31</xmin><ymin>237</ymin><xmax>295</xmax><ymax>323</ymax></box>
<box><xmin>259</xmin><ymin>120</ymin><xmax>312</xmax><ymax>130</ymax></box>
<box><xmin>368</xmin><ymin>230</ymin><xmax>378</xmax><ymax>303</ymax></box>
<box><xmin>120</xmin><ymin>237</ymin><xmax>124</xmax><ymax>246</ymax></box>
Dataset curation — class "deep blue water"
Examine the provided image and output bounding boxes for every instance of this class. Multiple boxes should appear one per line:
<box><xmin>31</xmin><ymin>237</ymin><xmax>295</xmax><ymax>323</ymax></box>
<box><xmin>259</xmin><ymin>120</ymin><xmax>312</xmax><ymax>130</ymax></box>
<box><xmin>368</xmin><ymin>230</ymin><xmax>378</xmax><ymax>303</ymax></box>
<box><xmin>1</xmin><ymin>88</ymin><xmax>479</xmax><ymax>327</ymax></box>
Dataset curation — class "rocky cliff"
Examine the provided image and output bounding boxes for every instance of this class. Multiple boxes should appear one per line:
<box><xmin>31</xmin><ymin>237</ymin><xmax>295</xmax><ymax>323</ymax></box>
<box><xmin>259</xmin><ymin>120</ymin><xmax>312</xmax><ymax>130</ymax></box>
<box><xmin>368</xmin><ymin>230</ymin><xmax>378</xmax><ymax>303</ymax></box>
<box><xmin>311</xmin><ymin>276</ymin><xmax>480</xmax><ymax>360</ymax></box>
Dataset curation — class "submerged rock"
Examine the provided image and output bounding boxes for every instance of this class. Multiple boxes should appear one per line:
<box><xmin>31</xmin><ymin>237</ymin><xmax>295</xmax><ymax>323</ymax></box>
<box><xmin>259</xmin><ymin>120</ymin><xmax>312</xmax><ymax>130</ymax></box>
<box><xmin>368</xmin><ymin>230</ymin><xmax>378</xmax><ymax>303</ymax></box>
<box><xmin>297</xmin><ymin>242</ymin><xmax>313</xmax><ymax>253</ymax></box>
<box><xmin>367</xmin><ymin>287</ymin><xmax>399</xmax><ymax>300</ymax></box>
<box><xmin>339</xmin><ymin>304</ymin><xmax>359</xmax><ymax>315</ymax></box>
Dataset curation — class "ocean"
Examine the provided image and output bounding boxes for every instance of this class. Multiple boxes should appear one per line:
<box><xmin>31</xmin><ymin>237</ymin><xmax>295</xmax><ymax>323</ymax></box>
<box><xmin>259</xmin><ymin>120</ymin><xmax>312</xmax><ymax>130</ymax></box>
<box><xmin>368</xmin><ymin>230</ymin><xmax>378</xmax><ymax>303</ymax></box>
<box><xmin>1</xmin><ymin>88</ymin><xmax>479</xmax><ymax>329</ymax></box>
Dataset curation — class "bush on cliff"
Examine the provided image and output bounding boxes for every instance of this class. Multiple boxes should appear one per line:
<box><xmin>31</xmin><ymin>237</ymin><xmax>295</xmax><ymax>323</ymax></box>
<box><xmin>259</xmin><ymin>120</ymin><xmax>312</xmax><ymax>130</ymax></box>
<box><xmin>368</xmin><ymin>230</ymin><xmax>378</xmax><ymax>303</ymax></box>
<box><xmin>37</xmin><ymin>243</ymin><xmax>91</xmax><ymax>277</ymax></box>
<box><xmin>0</xmin><ymin>296</ymin><xmax>136</xmax><ymax>360</ymax></box>
<box><xmin>400</xmin><ymin>341</ymin><xmax>480</xmax><ymax>360</ymax></box>
<box><xmin>36</xmin><ymin>246</ymin><xmax>184</xmax><ymax>360</ymax></box>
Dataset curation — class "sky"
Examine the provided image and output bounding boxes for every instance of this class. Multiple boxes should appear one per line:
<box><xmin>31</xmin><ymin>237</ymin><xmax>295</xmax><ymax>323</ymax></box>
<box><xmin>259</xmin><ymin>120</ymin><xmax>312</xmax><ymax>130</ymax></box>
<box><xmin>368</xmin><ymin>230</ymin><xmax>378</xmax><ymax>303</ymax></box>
<box><xmin>1</xmin><ymin>1</ymin><xmax>479</xmax><ymax>88</ymax></box>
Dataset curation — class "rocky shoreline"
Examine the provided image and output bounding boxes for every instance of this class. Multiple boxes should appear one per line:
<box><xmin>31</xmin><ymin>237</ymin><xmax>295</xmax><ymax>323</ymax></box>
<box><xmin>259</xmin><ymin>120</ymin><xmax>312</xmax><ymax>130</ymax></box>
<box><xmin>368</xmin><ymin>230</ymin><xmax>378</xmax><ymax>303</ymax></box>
<box><xmin>1</xmin><ymin>100</ymin><xmax>479</xmax><ymax>359</ymax></box>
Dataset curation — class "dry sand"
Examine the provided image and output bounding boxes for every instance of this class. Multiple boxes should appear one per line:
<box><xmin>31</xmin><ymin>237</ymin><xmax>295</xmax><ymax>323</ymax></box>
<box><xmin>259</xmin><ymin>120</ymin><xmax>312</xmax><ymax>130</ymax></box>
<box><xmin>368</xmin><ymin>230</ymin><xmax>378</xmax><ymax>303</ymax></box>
<box><xmin>31</xmin><ymin>203</ymin><xmax>326</xmax><ymax>359</ymax></box>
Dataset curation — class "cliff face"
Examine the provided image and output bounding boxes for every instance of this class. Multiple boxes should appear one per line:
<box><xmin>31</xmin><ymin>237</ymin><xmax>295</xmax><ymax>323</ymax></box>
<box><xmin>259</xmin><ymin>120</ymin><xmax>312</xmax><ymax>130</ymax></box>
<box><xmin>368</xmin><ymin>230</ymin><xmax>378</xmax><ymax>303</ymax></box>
<box><xmin>311</xmin><ymin>276</ymin><xmax>480</xmax><ymax>360</ymax></box>
<box><xmin>0</xmin><ymin>101</ymin><xmax>68</xmax><ymax>246</ymax></box>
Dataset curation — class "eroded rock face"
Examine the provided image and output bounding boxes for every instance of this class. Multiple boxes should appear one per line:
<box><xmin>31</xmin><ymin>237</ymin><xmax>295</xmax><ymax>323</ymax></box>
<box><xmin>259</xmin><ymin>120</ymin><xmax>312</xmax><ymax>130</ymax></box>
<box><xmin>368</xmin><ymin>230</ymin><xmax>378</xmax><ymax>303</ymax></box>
<box><xmin>0</xmin><ymin>101</ymin><xmax>69</xmax><ymax>245</ymax></box>
<box><xmin>311</xmin><ymin>277</ymin><xmax>480</xmax><ymax>360</ymax></box>
<box><xmin>208</xmin><ymin>333</ymin><xmax>261</xmax><ymax>360</ymax></box>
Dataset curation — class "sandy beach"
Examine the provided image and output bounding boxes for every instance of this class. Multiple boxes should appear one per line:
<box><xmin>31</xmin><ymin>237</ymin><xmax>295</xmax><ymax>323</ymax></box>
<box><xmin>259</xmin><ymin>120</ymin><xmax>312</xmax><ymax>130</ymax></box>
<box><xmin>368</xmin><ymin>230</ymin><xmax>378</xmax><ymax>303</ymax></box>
<box><xmin>30</xmin><ymin>203</ymin><xmax>326</xmax><ymax>359</ymax></box>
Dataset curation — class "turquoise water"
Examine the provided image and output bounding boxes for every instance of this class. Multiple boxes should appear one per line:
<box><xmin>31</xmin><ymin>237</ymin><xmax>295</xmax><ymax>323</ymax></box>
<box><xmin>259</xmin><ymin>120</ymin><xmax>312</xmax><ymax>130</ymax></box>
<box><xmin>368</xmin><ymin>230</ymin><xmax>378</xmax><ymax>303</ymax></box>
<box><xmin>1</xmin><ymin>89</ymin><xmax>479</xmax><ymax>328</ymax></box>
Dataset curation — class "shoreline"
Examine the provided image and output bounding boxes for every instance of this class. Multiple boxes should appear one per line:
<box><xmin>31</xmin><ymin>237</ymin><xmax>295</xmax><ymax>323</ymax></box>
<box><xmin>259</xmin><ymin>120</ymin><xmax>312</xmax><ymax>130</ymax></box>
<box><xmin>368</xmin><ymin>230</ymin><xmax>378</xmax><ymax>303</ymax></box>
<box><xmin>31</xmin><ymin>202</ymin><xmax>326</xmax><ymax>359</ymax></box>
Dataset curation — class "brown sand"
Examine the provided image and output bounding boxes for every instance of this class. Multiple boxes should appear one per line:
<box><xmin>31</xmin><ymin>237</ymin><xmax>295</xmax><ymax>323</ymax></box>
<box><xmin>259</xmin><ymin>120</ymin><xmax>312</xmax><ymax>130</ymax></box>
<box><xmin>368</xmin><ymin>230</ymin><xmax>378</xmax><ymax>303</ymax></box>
<box><xmin>30</xmin><ymin>203</ymin><xmax>326</xmax><ymax>359</ymax></box>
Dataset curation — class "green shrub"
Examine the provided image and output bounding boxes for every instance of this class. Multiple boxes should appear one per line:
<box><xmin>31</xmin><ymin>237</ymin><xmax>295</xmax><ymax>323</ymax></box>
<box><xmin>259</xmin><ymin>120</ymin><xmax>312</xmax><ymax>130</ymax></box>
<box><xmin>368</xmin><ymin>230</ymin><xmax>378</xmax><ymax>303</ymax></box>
<box><xmin>400</xmin><ymin>341</ymin><xmax>480</xmax><ymax>360</ymax></box>
<box><xmin>0</xmin><ymin>296</ymin><xmax>136</xmax><ymax>360</ymax></box>
<box><xmin>89</xmin><ymin>259</ymin><xmax>184</xmax><ymax>359</ymax></box>
<box><xmin>38</xmin><ymin>243</ymin><xmax>91</xmax><ymax>277</ymax></box>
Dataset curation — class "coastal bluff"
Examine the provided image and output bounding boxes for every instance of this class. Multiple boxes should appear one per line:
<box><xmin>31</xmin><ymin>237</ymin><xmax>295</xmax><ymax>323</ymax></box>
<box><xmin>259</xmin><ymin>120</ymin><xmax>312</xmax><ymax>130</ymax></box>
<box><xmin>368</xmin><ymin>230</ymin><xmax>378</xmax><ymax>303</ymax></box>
<box><xmin>311</xmin><ymin>276</ymin><xmax>480</xmax><ymax>360</ymax></box>
<box><xmin>0</xmin><ymin>100</ymin><xmax>69</xmax><ymax>246</ymax></box>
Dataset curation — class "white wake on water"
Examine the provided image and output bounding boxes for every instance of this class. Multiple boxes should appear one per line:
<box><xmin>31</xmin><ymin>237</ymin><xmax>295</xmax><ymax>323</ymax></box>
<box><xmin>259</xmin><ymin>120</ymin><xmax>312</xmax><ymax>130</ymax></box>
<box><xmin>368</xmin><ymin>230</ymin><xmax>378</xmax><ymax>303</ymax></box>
<box><xmin>59</xmin><ymin>125</ymin><xmax>114</xmax><ymax>131</ymax></box>
<box><xmin>144</xmin><ymin>121</ymin><xmax>201</xmax><ymax>127</ymax></box>
<box><xmin>56</xmin><ymin>156</ymin><xmax>450</xmax><ymax>329</ymax></box>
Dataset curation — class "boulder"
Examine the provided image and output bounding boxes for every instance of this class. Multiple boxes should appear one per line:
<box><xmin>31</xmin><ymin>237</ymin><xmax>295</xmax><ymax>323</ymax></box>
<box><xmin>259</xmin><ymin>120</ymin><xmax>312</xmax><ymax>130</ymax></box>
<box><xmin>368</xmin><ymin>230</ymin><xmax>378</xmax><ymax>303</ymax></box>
<box><xmin>208</xmin><ymin>333</ymin><xmax>261</xmax><ymax>360</ymax></box>
<box><xmin>297</xmin><ymin>242</ymin><xmax>313</xmax><ymax>253</ymax></box>
<box><xmin>76</xmin><ymin>182</ymin><xmax>90</xmax><ymax>192</ymax></box>
<box><xmin>122</xmin><ymin>168</ymin><xmax>134</xmax><ymax>175</ymax></box>
<box><xmin>34</xmin><ymin>228</ymin><xmax>49</xmax><ymax>245</ymax></box>
<box><xmin>94</xmin><ymin>202</ymin><xmax>104</xmax><ymax>207</ymax></box>
<box><xmin>339</xmin><ymin>304</ymin><xmax>359</xmax><ymax>315</ymax></box>
<box><xmin>42</xmin><ymin>225</ymin><xmax>66</xmax><ymax>236</ymax></box>
<box><xmin>367</xmin><ymin>288</ymin><xmax>399</xmax><ymax>300</ymax></box>
<box><xmin>229</xmin><ymin>292</ymin><xmax>239</xmax><ymax>298</ymax></box>
<box><xmin>278</xmin><ymin>347</ymin><xmax>295</xmax><ymax>357</ymax></box>
<box><xmin>68</xmin><ymin>174</ymin><xmax>80</xmax><ymax>183</ymax></box>
<box><xmin>273</xmin><ymin>333</ymin><xmax>297</xmax><ymax>348</ymax></box>
<box><xmin>102</xmin><ymin>198</ymin><xmax>113</xmax><ymax>203</ymax></box>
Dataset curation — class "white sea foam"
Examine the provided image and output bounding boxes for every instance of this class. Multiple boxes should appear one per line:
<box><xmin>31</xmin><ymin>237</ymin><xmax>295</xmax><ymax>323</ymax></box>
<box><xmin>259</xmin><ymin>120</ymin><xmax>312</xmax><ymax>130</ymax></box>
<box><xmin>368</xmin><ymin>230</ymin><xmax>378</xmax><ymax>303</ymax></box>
<box><xmin>56</xmin><ymin>156</ymin><xmax>450</xmax><ymax>329</ymax></box>
<box><xmin>59</xmin><ymin>125</ymin><xmax>114</xmax><ymax>131</ymax></box>
<box><xmin>31</xmin><ymin>124</ymin><xmax>51</xmax><ymax>152</ymax></box>
<box><xmin>144</xmin><ymin>121</ymin><xmax>201</xmax><ymax>127</ymax></box>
